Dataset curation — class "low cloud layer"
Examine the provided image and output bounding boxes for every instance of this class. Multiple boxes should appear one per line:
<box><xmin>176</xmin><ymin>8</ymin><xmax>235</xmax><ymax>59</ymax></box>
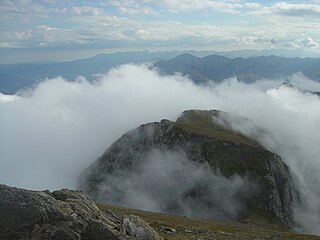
<box><xmin>0</xmin><ymin>64</ymin><xmax>320</xmax><ymax>234</ymax></box>
<box><xmin>216</xmin><ymin>81</ymin><xmax>320</xmax><ymax>234</ymax></box>
<box><xmin>95</xmin><ymin>149</ymin><xmax>254</xmax><ymax>220</ymax></box>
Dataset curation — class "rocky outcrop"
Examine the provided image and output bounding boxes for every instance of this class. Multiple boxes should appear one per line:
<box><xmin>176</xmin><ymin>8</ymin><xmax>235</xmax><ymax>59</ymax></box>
<box><xmin>80</xmin><ymin>109</ymin><xmax>298</xmax><ymax>228</ymax></box>
<box><xmin>0</xmin><ymin>184</ymin><xmax>160</xmax><ymax>240</ymax></box>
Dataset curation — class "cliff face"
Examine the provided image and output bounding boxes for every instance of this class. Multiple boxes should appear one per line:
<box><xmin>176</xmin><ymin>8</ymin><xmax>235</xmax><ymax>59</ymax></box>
<box><xmin>80</xmin><ymin>110</ymin><xmax>298</xmax><ymax>228</ymax></box>
<box><xmin>0</xmin><ymin>184</ymin><xmax>160</xmax><ymax>240</ymax></box>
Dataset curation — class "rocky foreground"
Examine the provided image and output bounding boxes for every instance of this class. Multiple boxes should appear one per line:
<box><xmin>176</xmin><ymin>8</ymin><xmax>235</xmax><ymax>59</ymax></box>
<box><xmin>101</xmin><ymin>203</ymin><xmax>320</xmax><ymax>240</ymax></box>
<box><xmin>0</xmin><ymin>184</ymin><xmax>159</xmax><ymax>240</ymax></box>
<box><xmin>0</xmin><ymin>184</ymin><xmax>319</xmax><ymax>240</ymax></box>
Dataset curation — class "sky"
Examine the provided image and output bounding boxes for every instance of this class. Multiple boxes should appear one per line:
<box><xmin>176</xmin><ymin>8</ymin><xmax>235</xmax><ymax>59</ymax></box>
<box><xmin>0</xmin><ymin>0</ymin><xmax>320</xmax><ymax>63</ymax></box>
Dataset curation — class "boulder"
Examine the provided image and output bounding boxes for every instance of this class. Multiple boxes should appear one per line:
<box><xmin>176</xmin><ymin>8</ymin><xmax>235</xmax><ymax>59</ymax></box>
<box><xmin>0</xmin><ymin>184</ymin><xmax>159</xmax><ymax>240</ymax></box>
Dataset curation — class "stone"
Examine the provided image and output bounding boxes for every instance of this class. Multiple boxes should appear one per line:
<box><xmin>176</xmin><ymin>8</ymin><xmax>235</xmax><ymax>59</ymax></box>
<box><xmin>0</xmin><ymin>184</ymin><xmax>160</xmax><ymax>240</ymax></box>
<box><xmin>159</xmin><ymin>226</ymin><xmax>176</xmax><ymax>234</ymax></box>
<box><xmin>123</xmin><ymin>215</ymin><xmax>160</xmax><ymax>240</ymax></box>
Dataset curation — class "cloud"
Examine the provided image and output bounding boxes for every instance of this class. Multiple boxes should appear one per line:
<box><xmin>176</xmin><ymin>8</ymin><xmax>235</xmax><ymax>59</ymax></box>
<box><xmin>243</xmin><ymin>2</ymin><xmax>262</xmax><ymax>10</ymax></box>
<box><xmin>0</xmin><ymin>66</ymin><xmax>214</xmax><ymax>190</ymax></box>
<box><xmin>118</xmin><ymin>6</ymin><xmax>158</xmax><ymax>16</ymax></box>
<box><xmin>108</xmin><ymin>1</ymin><xmax>158</xmax><ymax>16</ymax></box>
<box><xmin>298</xmin><ymin>36</ymin><xmax>320</xmax><ymax>49</ymax></box>
<box><xmin>287</xmin><ymin>35</ymin><xmax>320</xmax><ymax>49</ymax></box>
<box><xmin>0</xmin><ymin>0</ymin><xmax>50</xmax><ymax>21</ymax></box>
<box><xmin>0</xmin><ymin>30</ymin><xmax>31</xmax><ymax>41</ymax></box>
<box><xmin>156</xmin><ymin>0</ymin><xmax>242</xmax><ymax>13</ymax></box>
<box><xmin>108</xmin><ymin>0</ymin><xmax>244</xmax><ymax>13</ymax></box>
<box><xmin>34</xmin><ymin>24</ymin><xmax>92</xmax><ymax>46</ymax></box>
<box><xmin>71</xmin><ymin>6</ymin><xmax>104</xmax><ymax>16</ymax></box>
<box><xmin>0</xmin><ymin>65</ymin><xmax>320</xmax><ymax>234</ymax></box>
<box><xmin>0</xmin><ymin>93</ymin><xmax>18</xmax><ymax>102</ymax></box>
<box><xmin>211</xmin><ymin>78</ymin><xmax>320</xmax><ymax>235</ymax></box>
<box><xmin>93</xmin><ymin>149</ymin><xmax>254</xmax><ymax>220</ymax></box>
<box><xmin>0</xmin><ymin>41</ymin><xmax>22</xmax><ymax>48</ymax></box>
<box><xmin>271</xmin><ymin>2</ymin><xmax>320</xmax><ymax>18</ymax></box>
<box><xmin>1</xmin><ymin>0</ymin><xmax>320</xmax><ymax>55</ymax></box>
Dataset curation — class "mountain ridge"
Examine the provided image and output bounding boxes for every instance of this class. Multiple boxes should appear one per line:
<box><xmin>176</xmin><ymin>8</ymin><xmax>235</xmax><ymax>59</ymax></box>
<box><xmin>1</xmin><ymin>52</ymin><xmax>319</xmax><ymax>94</ymax></box>
<box><xmin>154</xmin><ymin>54</ymin><xmax>320</xmax><ymax>83</ymax></box>
<box><xmin>80</xmin><ymin>109</ymin><xmax>298</xmax><ymax>229</ymax></box>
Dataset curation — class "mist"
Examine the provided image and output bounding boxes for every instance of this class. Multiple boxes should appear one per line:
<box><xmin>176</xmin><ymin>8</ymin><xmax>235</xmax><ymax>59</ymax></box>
<box><xmin>95</xmin><ymin>149</ymin><xmax>254</xmax><ymax>220</ymax></box>
<box><xmin>214</xmin><ymin>83</ymin><xmax>320</xmax><ymax>234</ymax></box>
<box><xmin>0</xmin><ymin>64</ymin><xmax>320</xmax><ymax>234</ymax></box>
<box><xmin>0</xmin><ymin>65</ymin><xmax>215</xmax><ymax>190</ymax></box>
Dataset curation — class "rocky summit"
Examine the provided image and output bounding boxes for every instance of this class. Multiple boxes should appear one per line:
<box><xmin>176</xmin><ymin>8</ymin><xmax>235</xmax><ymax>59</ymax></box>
<box><xmin>80</xmin><ymin>109</ymin><xmax>298</xmax><ymax>229</ymax></box>
<box><xmin>0</xmin><ymin>184</ymin><xmax>160</xmax><ymax>240</ymax></box>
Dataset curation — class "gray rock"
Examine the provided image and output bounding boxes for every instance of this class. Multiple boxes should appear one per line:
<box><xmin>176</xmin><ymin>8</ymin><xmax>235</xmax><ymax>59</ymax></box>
<box><xmin>0</xmin><ymin>184</ymin><xmax>159</xmax><ymax>240</ymax></box>
<box><xmin>123</xmin><ymin>215</ymin><xmax>160</xmax><ymax>240</ymax></box>
<box><xmin>159</xmin><ymin>226</ymin><xmax>176</xmax><ymax>234</ymax></box>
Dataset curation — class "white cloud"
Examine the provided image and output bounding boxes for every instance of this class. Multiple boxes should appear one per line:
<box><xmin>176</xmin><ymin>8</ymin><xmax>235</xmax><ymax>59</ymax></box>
<box><xmin>71</xmin><ymin>6</ymin><xmax>104</xmax><ymax>16</ymax></box>
<box><xmin>107</xmin><ymin>0</ymin><xmax>260</xmax><ymax>14</ymax></box>
<box><xmin>0</xmin><ymin>93</ymin><xmax>18</xmax><ymax>102</ymax></box>
<box><xmin>34</xmin><ymin>24</ymin><xmax>92</xmax><ymax>45</ymax></box>
<box><xmin>156</xmin><ymin>0</ymin><xmax>242</xmax><ymax>12</ymax></box>
<box><xmin>0</xmin><ymin>66</ymin><xmax>213</xmax><ymax>190</ymax></box>
<box><xmin>243</xmin><ymin>2</ymin><xmax>262</xmax><ymax>10</ymax></box>
<box><xmin>0</xmin><ymin>41</ymin><xmax>22</xmax><ymax>48</ymax></box>
<box><xmin>39</xmin><ymin>42</ymin><xmax>48</xmax><ymax>47</ymax></box>
<box><xmin>271</xmin><ymin>2</ymin><xmax>320</xmax><ymax>18</ymax></box>
<box><xmin>0</xmin><ymin>0</ymin><xmax>49</xmax><ymax>20</ymax></box>
<box><xmin>37</xmin><ymin>24</ymin><xmax>58</xmax><ymax>32</ymax></box>
<box><xmin>300</xmin><ymin>37</ymin><xmax>320</xmax><ymax>49</ymax></box>
<box><xmin>66</xmin><ymin>13</ymin><xmax>283</xmax><ymax>49</ymax></box>
<box><xmin>0</xmin><ymin>0</ymin><xmax>320</xmax><ymax>57</ymax></box>
<box><xmin>118</xmin><ymin>6</ymin><xmax>158</xmax><ymax>16</ymax></box>
<box><xmin>1</xmin><ymin>65</ymin><xmax>320</xmax><ymax>234</ymax></box>
<box><xmin>0</xmin><ymin>30</ymin><xmax>31</xmax><ymax>40</ymax></box>
<box><xmin>289</xmin><ymin>36</ymin><xmax>320</xmax><ymax>49</ymax></box>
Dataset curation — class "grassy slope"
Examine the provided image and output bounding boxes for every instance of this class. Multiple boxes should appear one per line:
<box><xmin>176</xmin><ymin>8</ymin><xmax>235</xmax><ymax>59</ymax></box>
<box><xmin>98</xmin><ymin>203</ymin><xmax>320</xmax><ymax>240</ymax></box>
<box><xmin>175</xmin><ymin>110</ymin><xmax>260</xmax><ymax>147</ymax></box>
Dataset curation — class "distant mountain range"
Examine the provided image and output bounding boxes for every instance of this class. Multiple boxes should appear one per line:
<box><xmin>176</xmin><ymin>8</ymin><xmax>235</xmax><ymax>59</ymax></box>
<box><xmin>154</xmin><ymin>54</ymin><xmax>320</xmax><ymax>83</ymax></box>
<box><xmin>0</xmin><ymin>51</ymin><xmax>178</xmax><ymax>94</ymax></box>
<box><xmin>0</xmin><ymin>50</ymin><xmax>319</xmax><ymax>94</ymax></box>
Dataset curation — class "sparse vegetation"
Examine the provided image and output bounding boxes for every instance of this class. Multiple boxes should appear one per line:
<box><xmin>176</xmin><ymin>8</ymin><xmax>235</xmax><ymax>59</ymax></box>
<box><xmin>98</xmin><ymin>203</ymin><xmax>320</xmax><ymax>240</ymax></box>
<box><xmin>175</xmin><ymin>110</ymin><xmax>260</xmax><ymax>147</ymax></box>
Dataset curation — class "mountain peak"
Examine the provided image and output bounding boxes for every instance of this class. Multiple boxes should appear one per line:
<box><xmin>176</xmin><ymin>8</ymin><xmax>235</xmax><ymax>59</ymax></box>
<box><xmin>80</xmin><ymin>109</ymin><xmax>298</xmax><ymax>228</ymax></box>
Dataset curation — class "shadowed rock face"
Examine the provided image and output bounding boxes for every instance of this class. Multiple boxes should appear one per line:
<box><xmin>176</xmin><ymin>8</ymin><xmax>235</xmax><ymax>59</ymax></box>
<box><xmin>80</xmin><ymin>109</ymin><xmax>299</xmax><ymax>229</ymax></box>
<box><xmin>0</xmin><ymin>184</ymin><xmax>160</xmax><ymax>240</ymax></box>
